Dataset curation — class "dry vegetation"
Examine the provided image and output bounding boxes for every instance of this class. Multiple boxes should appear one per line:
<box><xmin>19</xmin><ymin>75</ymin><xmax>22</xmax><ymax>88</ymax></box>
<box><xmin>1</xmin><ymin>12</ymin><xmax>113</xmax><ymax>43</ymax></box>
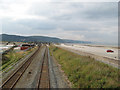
<box><xmin>1</xmin><ymin>47</ymin><xmax>37</xmax><ymax>72</ymax></box>
<box><xmin>50</xmin><ymin>46</ymin><xmax>120</xmax><ymax>88</ymax></box>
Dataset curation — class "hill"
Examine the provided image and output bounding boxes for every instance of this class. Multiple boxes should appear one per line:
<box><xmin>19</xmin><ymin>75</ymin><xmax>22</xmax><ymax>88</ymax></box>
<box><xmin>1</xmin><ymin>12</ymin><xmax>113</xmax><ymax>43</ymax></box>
<box><xmin>1</xmin><ymin>34</ymin><xmax>63</xmax><ymax>43</ymax></box>
<box><xmin>0</xmin><ymin>34</ymin><xmax>91</xmax><ymax>44</ymax></box>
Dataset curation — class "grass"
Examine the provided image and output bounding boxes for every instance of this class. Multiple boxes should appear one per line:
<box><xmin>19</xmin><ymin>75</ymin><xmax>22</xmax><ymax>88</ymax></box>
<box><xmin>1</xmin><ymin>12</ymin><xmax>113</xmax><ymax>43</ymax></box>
<box><xmin>49</xmin><ymin>46</ymin><xmax>120</xmax><ymax>88</ymax></box>
<box><xmin>1</xmin><ymin>47</ymin><xmax>37</xmax><ymax>72</ymax></box>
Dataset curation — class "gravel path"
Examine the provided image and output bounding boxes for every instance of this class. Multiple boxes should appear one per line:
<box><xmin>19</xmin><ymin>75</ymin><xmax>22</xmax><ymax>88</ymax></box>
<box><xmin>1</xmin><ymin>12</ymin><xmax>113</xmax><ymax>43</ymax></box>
<box><xmin>48</xmin><ymin>47</ymin><xmax>70</xmax><ymax>88</ymax></box>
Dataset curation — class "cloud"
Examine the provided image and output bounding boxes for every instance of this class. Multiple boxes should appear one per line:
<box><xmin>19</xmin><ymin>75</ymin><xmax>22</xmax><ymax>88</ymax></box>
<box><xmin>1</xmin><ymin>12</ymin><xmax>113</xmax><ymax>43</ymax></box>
<box><xmin>0</xmin><ymin>0</ymin><xmax>118</xmax><ymax>44</ymax></box>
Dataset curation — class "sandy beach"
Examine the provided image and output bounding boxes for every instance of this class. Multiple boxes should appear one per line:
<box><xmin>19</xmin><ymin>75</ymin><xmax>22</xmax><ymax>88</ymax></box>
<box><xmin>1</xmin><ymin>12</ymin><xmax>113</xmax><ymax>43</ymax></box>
<box><xmin>56</xmin><ymin>43</ymin><xmax>119</xmax><ymax>60</ymax></box>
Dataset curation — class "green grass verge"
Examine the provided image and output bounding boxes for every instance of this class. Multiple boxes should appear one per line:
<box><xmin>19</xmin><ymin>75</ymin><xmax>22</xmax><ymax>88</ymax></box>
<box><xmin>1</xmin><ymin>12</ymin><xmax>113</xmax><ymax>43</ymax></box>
<box><xmin>1</xmin><ymin>47</ymin><xmax>37</xmax><ymax>71</ymax></box>
<box><xmin>49</xmin><ymin>46</ymin><xmax>120</xmax><ymax>88</ymax></box>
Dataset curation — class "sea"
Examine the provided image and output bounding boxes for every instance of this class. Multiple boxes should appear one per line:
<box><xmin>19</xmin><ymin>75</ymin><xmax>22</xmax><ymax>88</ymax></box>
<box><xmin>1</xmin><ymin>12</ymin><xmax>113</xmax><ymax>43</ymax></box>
<box><xmin>65</xmin><ymin>42</ymin><xmax>119</xmax><ymax>48</ymax></box>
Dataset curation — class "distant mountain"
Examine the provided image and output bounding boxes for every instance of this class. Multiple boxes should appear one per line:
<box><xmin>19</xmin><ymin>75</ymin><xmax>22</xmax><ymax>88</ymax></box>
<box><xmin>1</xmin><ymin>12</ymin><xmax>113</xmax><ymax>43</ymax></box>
<box><xmin>0</xmin><ymin>34</ymin><xmax>92</xmax><ymax>44</ymax></box>
<box><xmin>0</xmin><ymin>34</ymin><xmax>63</xmax><ymax>43</ymax></box>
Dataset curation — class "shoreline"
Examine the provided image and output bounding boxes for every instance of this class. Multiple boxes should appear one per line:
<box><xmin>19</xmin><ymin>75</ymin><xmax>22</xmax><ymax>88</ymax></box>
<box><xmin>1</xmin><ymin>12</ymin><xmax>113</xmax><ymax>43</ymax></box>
<box><xmin>64</xmin><ymin>43</ymin><xmax>119</xmax><ymax>49</ymax></box>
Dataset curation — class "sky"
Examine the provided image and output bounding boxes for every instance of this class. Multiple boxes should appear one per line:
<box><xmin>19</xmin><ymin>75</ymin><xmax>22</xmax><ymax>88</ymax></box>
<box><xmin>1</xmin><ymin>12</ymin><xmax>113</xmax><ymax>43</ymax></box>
<box><xmin>0</xmin><ymin>0</ymin><xmax>119</xmax><ymax>44</ymax></box>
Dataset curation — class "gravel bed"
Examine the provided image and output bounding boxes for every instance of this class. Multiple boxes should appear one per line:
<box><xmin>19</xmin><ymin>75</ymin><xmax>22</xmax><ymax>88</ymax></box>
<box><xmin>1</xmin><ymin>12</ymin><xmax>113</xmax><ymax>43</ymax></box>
<box><xmin>48</xmin><ymin>48</ymin><xmax>70</xmax><ymax>88</ymax></box>
<box><xmin>14</xmin><ymin>46</ymin><xmax>45</xmax><ymax>88</ymax></box>
<box><xmin>1</xmin><ymin>46</ymin><xmax>71</xmax><ymax>88</ymax></box>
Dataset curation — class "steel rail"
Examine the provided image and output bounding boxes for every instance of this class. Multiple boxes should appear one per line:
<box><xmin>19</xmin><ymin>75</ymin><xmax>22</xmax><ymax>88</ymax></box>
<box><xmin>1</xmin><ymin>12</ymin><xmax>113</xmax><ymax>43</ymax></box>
<box><xmin>37</xmin><ymin>45</ymin><xmax>50</xmax><ymax>89</ymax></box>
<box><xmin>1</xmin><ymin>46</ymin><xmax>41</xmax><ymax>89</ymax></box>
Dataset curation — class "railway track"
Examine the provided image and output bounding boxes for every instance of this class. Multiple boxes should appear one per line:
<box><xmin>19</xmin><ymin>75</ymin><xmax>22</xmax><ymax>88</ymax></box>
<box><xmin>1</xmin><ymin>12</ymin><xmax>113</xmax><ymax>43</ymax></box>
<box><xmin>1</xmin><ymin>46</ymin><xmax>41</xmax><ymax>89</ymax></box>
<box><xmin>37</xmin><ymin>46</ymin><xmax>50</xmax><ymax>88</ymax></box>
<box><xmin>1</xmin><ymin>45</ymin><xmax>50</xmax><ymax>89</ymax></box>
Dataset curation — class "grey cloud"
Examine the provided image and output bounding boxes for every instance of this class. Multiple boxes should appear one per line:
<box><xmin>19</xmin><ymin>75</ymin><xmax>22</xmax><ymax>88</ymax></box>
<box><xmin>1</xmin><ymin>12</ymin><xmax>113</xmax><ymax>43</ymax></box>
<box><xmin>50</xmin><ymin>2</ymin><xmax>118</xmax><ymax>21</ymax></box>
<box><xmin>14</xmin><ymin>19</ymin><xmax>57</xmax><ymax>30</ymax></box>
<box><xmin>1</xmin><ymin>1</ymin><xmax>118</xmax><ymax>44</ymax></box>
<box><xmin>83</xmin><ymin>3</ymin><xmax>118</xmax><ymax>20</ymax></box>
